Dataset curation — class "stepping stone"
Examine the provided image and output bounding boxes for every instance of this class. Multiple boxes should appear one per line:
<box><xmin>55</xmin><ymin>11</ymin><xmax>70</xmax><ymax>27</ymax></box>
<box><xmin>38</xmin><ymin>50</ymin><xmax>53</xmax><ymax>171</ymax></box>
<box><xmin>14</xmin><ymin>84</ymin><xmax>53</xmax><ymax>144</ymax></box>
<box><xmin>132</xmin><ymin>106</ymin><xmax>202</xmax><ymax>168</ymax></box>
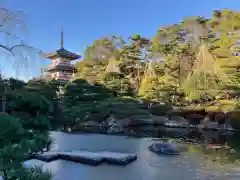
<box><xmin>32</xmin><ymin>150</ymin><xmax>137</xmax><ymax>166</ymax></box>
<box><xmin>31</xmin><ymin>151</ymin><xmax>60</xmax><ymax>162</ymax></box>
<box><xmin>99</xmin><ymin>151</ymin><xmax>137</xmax><ymax>165</ymax></box>
<box><xmin>59</xmin><ymin>151</ymin><xmax>104</xmax><ymax>166</ymax></box>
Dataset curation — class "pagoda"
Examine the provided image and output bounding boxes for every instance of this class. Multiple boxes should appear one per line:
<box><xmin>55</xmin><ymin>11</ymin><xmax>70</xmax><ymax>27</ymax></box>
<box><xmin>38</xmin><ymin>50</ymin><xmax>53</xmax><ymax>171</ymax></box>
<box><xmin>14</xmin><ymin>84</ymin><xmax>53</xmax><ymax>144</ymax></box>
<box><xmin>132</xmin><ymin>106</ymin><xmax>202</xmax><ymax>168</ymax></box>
<box><xmin>41</xmin><ymin>29</ymin><xmax>80</xmax><ymax>84</ymax></box>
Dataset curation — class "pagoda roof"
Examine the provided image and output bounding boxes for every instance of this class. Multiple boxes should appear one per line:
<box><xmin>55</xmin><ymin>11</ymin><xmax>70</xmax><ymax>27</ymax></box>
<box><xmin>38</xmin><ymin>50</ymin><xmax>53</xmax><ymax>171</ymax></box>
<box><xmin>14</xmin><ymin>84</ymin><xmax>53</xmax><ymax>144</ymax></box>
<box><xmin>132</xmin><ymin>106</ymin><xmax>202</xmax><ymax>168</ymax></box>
<box><xmin>45</xmin><ymin>47</ymin><xmax>80</xmax><ymax>60</ymax></box>
<box><xmin>42</xmin><ymin>64</ymin><xmax>77</xmax><ymax>72</ymax></box>
<box><xmin>44</xmin><ymin>29</ymin><xmax>80</xmax><ymax>60</ymax></box>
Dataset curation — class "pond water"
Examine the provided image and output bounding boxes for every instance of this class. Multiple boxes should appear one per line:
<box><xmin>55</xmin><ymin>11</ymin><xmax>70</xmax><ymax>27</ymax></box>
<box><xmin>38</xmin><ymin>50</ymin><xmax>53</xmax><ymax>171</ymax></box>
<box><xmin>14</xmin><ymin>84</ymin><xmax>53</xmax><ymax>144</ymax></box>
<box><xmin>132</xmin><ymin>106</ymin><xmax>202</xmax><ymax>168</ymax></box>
<box><xmin>26</xmin><ymin>130</ymin><xmax>240</xmax><ymax>180</ymax></box>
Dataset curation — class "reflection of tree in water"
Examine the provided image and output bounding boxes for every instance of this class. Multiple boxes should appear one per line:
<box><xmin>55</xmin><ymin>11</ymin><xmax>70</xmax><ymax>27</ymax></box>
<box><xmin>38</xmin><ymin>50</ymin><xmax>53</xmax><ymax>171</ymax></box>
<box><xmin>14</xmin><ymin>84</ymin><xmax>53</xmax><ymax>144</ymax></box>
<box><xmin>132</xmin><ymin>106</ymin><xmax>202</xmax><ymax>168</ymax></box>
<box><xmin>186</xmin><ymin>130</ymin><xmax>230</xmax><ymax>146</ymax></box>
<box><xmin>187</xmin><ymin>143</ymin><xmax>240</xmax><ymax>179</ymax></box>
<box><xmin>227</xmin><ymin>133</ymin><xmax>240</xmax><ymax>151</ymax></box>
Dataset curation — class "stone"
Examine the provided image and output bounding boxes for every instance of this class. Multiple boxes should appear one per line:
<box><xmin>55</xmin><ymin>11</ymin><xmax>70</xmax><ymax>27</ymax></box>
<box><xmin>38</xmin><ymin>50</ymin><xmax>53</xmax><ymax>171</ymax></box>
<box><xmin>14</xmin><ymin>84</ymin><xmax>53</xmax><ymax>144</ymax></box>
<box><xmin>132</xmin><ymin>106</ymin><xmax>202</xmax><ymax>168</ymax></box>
<box><xmin>169</xmin><ymin>115</ymin><xmax>188</xmax><ymax>122</ymax></box>
<box><xmin>31</xmin><ymin>150</ymin><xmax>137</xmax><ymax>166</ymax></box>
<box><xmin>127</xmin><ymin>115</ymin><xmax>153</xmax><ymax>126</ymax></box>
<box><xmin>59</xmin><ymin>151</ymin><xmax>104</xmax><ymax>166</ymax></box>
<box><xmin>99</xmin><ymin>151</ymin><xmax>137</xmax><ymax>165</ymax></box>
<box><xmin>151</xmin><ymin>115</ymin><xmax>169</xmax><ymax>125</ymax></box>
<box><xmin>187</xmin><ymin>114</ymin><xmax>205</xmax><ymax>121</ymax></box>
<box><xmin>101</xmin><ymin>116</ymin><xmax>124</xmax><ymax>134</ymax></box>
<box><xmin>164</xmin><ymin>115</ymin><xmax>189</xmax><ymax>128</ymax></box>
<box><xmin>201</xmin><ymin>116</ymin><xmax>211</xmax><ymax>129</ymax></box>
<box><xmin>82</xmin><ymin>121</ymin><xmax>100</xmax><ymax>127</ymax></box>
<box><xmin>30</xmin><ymin>151</ymin><xmax>60</xmax><ymax>162</ymax></box>
<box><xmin>127</xmin><ymin>118</ymin><xmax>152</xmax><ymax>126</ymax></box>
<box><xmin>119</xmin><ymin>118</ymin><xmax>131</xmax><ymax>127</ymax></box>
<box><xmin>208</xmin><ymin>121</ymin><xmax>219</xmax><ymax>130</ymax></box>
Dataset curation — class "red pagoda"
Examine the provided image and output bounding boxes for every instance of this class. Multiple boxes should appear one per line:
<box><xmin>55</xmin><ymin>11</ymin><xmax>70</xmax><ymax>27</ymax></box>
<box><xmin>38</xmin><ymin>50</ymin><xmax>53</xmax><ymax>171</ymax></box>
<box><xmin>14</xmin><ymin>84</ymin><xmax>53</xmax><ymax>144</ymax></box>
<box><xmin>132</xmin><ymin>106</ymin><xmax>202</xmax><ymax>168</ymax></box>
<box><xmin>42</xmin><ymin>29</ymin><xmax>80</xmax><ymax>84</ymax></box>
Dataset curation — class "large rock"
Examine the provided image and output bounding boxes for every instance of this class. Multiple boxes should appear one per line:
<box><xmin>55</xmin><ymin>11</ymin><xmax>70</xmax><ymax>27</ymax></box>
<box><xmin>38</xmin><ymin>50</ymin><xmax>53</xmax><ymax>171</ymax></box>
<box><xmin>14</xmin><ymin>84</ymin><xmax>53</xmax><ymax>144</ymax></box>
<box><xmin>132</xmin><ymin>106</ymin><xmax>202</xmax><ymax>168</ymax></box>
<box><xmin>169</xmin><ymin>115</ymin><xmax>188</xmax><ymax>123</ymax></box>
<box><xmin>31</xmin><ymin>150</ymin><xmax>137</xmax><ymax>166</ymax></box>
<box><xmin>201</xmin><ymin>117</ymin><xmax>218</xmax><ymax>130</ymax></box>
<box><xmin>101</xmin><ymin>116</ymin><xmax>124</xmax><ymax>134</ymax></box>
<box><xmin>151</xmin><ymin>115</ymin><xmax>169</xmax><ymax>125</ymax></box>
<box><xmin>81</xmin><ymin>121</ymin><xmax>100</xmax><ymax>127</ymax></box>
<box><xmin>127</xmin><ymin>115</ymin><xmax>153</xmax><ymax>126</ymax></box>
<box><xmin>119</xmin><ymin>118</ymin><xmax>131</xmax><ymax>127</ymax></box>
<box><xmin>164</xmin><ymin>116</ymin><xmax>189</xmax><ymax>128</ymax></box>
<box><xmin>187</xmin><ymin>114</ymin><xmax>205</xmax><ymax>121</ymax></box>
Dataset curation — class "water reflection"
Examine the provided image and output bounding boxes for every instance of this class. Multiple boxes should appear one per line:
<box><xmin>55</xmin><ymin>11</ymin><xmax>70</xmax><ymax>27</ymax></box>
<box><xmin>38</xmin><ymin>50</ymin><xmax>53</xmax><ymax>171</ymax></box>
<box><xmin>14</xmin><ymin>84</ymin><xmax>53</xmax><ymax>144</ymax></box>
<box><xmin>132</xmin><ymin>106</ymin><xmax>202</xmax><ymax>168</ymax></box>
<box><xmin>27</xmin><ymin>129</ymin><xmax>240</xmax><ymax>180</ymax></box>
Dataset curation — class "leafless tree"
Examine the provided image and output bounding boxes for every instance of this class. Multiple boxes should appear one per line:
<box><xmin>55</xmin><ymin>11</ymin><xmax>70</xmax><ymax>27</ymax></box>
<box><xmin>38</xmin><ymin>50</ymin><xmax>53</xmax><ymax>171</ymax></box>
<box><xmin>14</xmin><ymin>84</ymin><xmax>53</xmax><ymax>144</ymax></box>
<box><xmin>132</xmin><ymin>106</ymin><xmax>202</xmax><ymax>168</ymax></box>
<box><xmin>0</xmin><ymin>7</ymin><xmax>43</xmax><ymax>78</ymax></box>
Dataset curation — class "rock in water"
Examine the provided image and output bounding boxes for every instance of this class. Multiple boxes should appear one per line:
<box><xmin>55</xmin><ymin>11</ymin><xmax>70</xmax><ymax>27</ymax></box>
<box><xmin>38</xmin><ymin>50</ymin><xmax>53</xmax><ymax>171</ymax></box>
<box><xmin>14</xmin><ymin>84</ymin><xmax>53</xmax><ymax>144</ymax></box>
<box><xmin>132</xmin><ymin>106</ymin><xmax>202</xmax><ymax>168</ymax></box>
<box><xmin>148</xmin><ymin>143</ymin><xmax>180</xmax><ymax>155</ymax></box>
<box><xmin>30</xmin><ymin>150</ymin><xmax>137</xmax><ymax>166</ymax></box>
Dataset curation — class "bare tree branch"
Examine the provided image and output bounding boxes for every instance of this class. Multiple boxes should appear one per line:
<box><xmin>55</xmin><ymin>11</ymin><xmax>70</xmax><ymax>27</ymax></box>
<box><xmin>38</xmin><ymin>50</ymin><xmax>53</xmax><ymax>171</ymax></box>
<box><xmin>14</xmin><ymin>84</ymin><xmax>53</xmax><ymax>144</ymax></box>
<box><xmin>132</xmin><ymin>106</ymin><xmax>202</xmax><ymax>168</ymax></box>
<box><xmin>0</xmin><ymin>7</ymin><xmax>27</xmax><ymax>54</ymax></box>
<box><xmin>0</xmin><ymin>7</ymin><xmax>42</xmax><ymax>78</ymax></box>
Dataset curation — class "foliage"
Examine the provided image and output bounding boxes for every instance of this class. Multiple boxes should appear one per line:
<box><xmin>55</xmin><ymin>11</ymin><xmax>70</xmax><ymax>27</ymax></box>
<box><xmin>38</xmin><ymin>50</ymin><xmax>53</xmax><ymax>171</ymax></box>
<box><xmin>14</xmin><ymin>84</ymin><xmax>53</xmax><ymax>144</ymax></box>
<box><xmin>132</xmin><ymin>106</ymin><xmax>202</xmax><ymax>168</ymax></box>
<box><xmin>72</xmin><ymin>9</ymin><xmax>240</xmax><ymax>104</ymax></box>
<box><xmin>61</xmin><ymin>79</ymin><xmax>115</xmax><ymax>129</ymax></box>
<box><xmin>0</xmin><ymin>6</ymin><xmax>54</xmax><ymax>180</ymax></box>
<box><xmin>0</xmin><ymin>78</ymin><xmax>54</xmax><ymax>179</ymax></box>
<box><xmin>0</xmin><ymin>113</ymin><xmax>52</xmax><ymax>180</ymax></box>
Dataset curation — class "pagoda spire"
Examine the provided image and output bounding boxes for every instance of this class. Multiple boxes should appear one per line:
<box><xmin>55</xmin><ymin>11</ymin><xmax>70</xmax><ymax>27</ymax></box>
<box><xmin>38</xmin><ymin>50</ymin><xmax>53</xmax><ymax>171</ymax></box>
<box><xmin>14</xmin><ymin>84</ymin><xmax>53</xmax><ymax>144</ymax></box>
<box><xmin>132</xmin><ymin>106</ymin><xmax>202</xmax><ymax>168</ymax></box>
<box><xmin>61</xmin><ymin>29</ymin><xmax>64</xmax><ymax>48</ymax></box>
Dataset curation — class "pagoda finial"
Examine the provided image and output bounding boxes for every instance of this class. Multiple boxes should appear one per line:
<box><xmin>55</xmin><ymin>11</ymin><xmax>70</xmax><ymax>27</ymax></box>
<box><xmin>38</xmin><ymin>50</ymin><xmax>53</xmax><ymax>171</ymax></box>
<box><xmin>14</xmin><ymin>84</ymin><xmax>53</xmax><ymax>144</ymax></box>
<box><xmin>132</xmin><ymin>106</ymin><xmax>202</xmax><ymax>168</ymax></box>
<box><xmin>61</xmin><ymin>29</ymin><xmax>64</xmax><ymax>48</ymax></box>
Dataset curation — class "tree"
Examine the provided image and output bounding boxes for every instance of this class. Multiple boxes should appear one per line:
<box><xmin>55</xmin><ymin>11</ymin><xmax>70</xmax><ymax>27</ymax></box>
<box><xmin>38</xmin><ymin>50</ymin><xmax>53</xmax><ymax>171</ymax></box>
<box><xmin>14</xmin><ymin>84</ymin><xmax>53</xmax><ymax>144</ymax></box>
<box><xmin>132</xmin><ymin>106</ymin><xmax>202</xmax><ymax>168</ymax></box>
<box><xmin>62</xmin><ymin>79</ymin><xmax>115</xmax><ymax>129</ymax></box>
<box><xmin>0</xmin><ymin>113</ymin><xmax>53</xmax><ymax>180</ymax></box>
<box><xmin>0</xmin><ymin>8</ymin><xmax>42</xmax><ymax>78</ymax></box>
<box><xmin>0</xmin><ymin>6</ymin><xmax>54</xmax><ymax>180</ymax></box>
<box><xmin>101</xmin><ymin>72</ymin><xmax>133</xmax><ymax>96</ymax></box>
<box><xmin>70</xmin><ymin>9</ymin><xmax>240</xmax><ymax>123</ymax></box>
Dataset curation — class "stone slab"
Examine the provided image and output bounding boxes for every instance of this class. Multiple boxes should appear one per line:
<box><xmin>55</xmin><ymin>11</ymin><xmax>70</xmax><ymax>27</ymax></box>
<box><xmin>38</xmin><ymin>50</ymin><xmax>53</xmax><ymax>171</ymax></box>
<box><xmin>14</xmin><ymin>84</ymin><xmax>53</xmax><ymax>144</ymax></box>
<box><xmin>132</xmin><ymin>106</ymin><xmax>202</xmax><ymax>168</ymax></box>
<box><xmin>32</xmin><ymin>150</ymin><xmax>137</xmax><ymax>166</ymax></box>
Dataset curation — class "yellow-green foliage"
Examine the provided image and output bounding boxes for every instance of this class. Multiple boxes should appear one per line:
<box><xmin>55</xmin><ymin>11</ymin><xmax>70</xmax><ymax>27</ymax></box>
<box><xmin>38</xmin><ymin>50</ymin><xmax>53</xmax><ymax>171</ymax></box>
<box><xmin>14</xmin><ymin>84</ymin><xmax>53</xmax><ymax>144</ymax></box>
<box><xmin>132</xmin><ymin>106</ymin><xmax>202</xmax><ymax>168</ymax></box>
<box><xmin>138</xmin><ymin>76</ymin><xmax>158</xmax><ymax>97</ymax></box>
<box><xmin>73</xmin><ymin>9</ymin><xmax>240</xmax><ymax>103</ymax></box>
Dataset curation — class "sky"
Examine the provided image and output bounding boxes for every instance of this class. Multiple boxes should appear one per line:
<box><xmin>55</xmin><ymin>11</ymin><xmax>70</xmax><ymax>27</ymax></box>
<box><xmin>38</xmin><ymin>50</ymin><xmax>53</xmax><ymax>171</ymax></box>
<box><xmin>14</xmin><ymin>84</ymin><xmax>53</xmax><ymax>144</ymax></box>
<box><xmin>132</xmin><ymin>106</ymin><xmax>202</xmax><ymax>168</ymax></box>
<box><xmin>0</xmin><ymin>0</ymin><xmax>239</xmax><ymax>80</ymax></box>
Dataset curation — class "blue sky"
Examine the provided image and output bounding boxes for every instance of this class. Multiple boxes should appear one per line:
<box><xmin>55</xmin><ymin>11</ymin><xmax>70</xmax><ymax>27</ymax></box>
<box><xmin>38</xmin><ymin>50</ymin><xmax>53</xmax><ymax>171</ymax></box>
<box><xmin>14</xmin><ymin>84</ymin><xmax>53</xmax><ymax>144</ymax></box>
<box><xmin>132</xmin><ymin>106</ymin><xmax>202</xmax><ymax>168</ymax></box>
<box><xmin>0</xmin><ymin>0</ymin><xmax>239</xmax><ymax>80</ymax></box>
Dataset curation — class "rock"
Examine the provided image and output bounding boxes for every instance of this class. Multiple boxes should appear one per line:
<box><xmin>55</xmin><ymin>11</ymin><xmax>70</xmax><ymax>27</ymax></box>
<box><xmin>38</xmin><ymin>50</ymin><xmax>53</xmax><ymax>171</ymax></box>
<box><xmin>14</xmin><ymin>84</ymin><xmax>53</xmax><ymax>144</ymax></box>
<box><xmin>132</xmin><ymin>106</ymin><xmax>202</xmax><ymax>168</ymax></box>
<box><xmin>101</xmin><ymin>116</ymin><xmax>124</xmax><ymax>134</ymax></box>
<box><xmin>187</xmin><ymin>114</ymin><xmax>205</xmax><ymax>121</ymax></box>
<box><xmin>169</xmin><ymin>115</ymin><xmax>188</xmax><ymax>123</ymax></box>
<box><xmin>81</xmin><ymin>121</ymin><xmax>100</xmax><ymax>127</ymax></box>
<box><xmin>151</xmin><ymin>115</ymin><xmax>169</xmax><ymax>125</ymax></box>
<box><xmin>208</xmin><ymin>121</ymin><xmax>219</xmax><ymax>130</ymax></box>
<box><xmin>164</xmin><ymin>121</ymin><xmax>189</xmax><ymax>128</ymax></box>
<box><xmin>164</xmin><ymin>115</ymin><xmax>189</xmax><ymax>128</ymax></box>
<box><xmin>119</xmin><ymin>118</ymin><xmax>131</xmax><ymax>127</ymax></box>
<box><xmin>107</xmin><ymin>125</ymin><xmax>123</xmax><ymax>134</ymax></box>
<box><xmin>31</xmin><ymin>150</ymin><xmax>137</xmax><ymax>166</ymax></box>
<box><xmin>127</xmin><ymin>116</ymin><xmax>153</xmax><ymax>126</ymax></box>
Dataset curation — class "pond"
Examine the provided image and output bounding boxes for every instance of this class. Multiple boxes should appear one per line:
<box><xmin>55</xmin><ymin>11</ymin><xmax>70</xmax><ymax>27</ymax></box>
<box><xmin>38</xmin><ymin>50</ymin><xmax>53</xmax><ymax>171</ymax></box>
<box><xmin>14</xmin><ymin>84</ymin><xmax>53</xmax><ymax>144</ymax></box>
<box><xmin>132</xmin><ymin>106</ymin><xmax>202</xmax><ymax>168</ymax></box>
<box><xmin>26</xmin><ymin>130</ymin><xmax>240</xmax><ymax>180</ymax></box>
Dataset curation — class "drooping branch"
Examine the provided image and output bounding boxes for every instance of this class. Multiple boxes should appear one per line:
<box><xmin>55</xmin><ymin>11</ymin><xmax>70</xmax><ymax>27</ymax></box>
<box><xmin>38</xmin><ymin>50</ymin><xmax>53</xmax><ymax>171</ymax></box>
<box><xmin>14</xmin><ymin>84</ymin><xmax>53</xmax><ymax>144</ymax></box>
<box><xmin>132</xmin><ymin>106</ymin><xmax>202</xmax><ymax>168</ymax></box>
<box><xmin>0</xmin><ymin>7</ymin><xmax>44</xmax><ymax>78</ymax></box>
<box><xmin>0</xmin><ymin>8</ymin><xmax>28</xmax><ymax>55</ymax></box>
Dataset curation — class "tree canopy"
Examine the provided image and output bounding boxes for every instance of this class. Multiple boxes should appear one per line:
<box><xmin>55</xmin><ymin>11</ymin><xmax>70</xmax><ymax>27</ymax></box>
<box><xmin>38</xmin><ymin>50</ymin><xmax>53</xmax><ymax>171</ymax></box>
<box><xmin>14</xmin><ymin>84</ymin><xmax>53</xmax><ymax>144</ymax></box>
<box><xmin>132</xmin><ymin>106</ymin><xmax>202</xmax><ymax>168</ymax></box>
<box><xmin>74</xmin><ymin>9</ymin><xmax>240</xmax><ymax>103</ymax></box>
